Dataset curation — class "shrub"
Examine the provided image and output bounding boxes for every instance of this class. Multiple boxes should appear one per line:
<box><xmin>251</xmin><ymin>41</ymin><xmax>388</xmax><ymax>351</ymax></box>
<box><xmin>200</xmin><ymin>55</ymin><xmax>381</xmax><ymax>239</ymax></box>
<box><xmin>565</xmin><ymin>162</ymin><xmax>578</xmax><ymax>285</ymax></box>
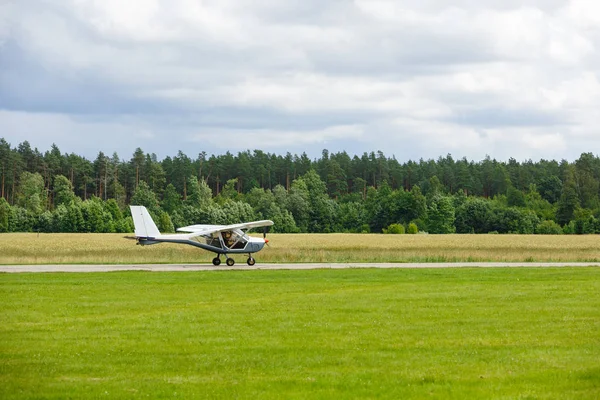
<box><xmin>158</xmin><ymin>211</ymin><xmax>175</xmax><ymax>233</ymax></box>
<box><xmin>383</xmin><ymin>223</ymin><xmax>405</xmax><ymax>234</ymax></box>
<box><xmin>562</xmin><ymin>221</ymin><xmax>576</xmax><ymax>235</ymax></box>
<box><xmin>536</xmin><ymin>220</ymin><xmax>563</xmax><ymax>235</ymax></box>
<box><xmin>411</xmin><ymin>218</ymin><xmax>427</xmax><ymax>233</ymax></box>
<box><xmin>427</xmin><ymin>195</ymin><xmax>456</xmax><ymax>234</ymax></box>
<box><xmin>9</xmin><ymin>206</ymin><xmax>34</xmax><ymax>232</ymax></box>
<box><xmin>0</xmin><ymin>197</ymin><xmax>10</xmax><ymax>232</ymax></box>
<box><xmin>115</xmin><ymin>217</ymin><xmax>134</xmax><ymax>233</ymax></box>
<box><xmin>407</xmin><ymin>222</ymin><xmax>418</xmax><ymax>234</ymax></box>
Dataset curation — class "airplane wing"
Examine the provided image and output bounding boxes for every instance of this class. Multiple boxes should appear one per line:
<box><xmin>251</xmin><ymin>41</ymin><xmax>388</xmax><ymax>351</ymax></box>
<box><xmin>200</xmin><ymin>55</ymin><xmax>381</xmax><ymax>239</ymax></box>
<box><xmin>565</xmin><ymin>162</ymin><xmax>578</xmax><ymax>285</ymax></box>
<box><xmin>177</xmin><ymin>224</ymin><xmax>226</xmax><ymax>233</ymax></box>
<box><xmin>177</xmin><ymin>220</ymin><xmax>274</xmax><ymax>235</ymax></box>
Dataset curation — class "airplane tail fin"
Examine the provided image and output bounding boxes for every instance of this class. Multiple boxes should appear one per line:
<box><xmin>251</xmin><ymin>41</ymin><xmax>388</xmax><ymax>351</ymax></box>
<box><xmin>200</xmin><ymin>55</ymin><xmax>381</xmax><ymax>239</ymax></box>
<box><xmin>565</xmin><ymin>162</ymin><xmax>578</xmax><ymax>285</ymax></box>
<box><xmin>130</xmin><ymin>206</ymin><xmax>160</xmax><ymax>238</ymax></box>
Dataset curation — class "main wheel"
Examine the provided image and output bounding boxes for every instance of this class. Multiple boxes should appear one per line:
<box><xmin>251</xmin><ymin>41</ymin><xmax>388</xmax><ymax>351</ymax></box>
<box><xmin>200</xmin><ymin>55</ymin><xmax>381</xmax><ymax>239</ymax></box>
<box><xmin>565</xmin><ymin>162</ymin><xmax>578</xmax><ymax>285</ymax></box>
<box><xmin>212</xmin><ymin>257</ymin><xmax>221</xmax><ymax>266</ymax></box>
<box><xmin>226</xmin><ymin>258</ymin><xmax>235</xmax><ymax>266</ymax></box>
<box><xmin>247</xmin><ymin>257</ymin><xmax>256</xmax><ymax>266</ymax></box>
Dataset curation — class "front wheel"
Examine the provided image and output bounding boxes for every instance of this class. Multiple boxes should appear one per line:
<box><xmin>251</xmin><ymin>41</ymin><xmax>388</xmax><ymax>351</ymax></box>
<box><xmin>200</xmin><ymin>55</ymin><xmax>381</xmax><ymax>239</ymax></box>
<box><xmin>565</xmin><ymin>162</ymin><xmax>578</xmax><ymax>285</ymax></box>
<box><xmin>226</xmin><ymin>258</ymin><xmax>235</xmax><ymax>266</ymax></box>
<box><xmin>247</xmin><ymin>257</ymin><xmax>256</xmax><ymax>266</ymax></box>
<box><xmin>212</xmin><ymin>257</ymin><xmax>221</xmax><ymax>266</ymax></box>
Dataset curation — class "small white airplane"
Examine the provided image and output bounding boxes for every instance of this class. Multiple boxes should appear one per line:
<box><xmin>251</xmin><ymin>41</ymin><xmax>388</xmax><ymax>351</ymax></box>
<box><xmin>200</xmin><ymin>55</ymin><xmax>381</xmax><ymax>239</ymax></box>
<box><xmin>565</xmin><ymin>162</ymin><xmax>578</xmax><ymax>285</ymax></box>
<box><xmin>130</xmin><ymin>205</ymin><xmax>274</xmax><ymax>266</ymax></box>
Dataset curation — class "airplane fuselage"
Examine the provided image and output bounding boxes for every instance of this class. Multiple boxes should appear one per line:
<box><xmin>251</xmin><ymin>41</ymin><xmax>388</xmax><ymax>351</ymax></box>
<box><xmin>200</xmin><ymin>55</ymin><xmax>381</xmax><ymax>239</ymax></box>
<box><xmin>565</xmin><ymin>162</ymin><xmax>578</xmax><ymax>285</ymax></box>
<box><xmin>137</xmin><ymin>232</ymin><xmax>266</xmax><ymax>254</ymax></box>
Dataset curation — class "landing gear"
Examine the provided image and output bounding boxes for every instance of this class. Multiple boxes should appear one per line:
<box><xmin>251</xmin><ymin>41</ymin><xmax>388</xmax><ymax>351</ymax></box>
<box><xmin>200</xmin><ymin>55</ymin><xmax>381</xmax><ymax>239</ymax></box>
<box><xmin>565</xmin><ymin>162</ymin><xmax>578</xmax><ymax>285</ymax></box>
<box><xmin>212</xmin><ymin>254</ymin><xmax>254</xmax><ymax>267</ymax></box>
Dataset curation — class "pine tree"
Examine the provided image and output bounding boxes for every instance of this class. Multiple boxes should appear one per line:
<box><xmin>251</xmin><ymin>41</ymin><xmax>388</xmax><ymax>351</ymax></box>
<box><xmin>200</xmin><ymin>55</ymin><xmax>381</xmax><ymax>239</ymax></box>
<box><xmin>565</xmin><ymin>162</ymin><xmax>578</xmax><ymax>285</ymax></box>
<box><xmin>556</xmin><ymin>169</ymin><xmax>580</xmax><ymax>226</ymax></box>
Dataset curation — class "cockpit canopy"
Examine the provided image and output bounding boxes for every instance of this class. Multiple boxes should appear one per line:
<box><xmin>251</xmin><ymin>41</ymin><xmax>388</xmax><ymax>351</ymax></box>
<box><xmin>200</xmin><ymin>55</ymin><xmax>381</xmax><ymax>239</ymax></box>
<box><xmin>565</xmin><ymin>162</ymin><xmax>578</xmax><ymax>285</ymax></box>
<box><xmin>220</xmin><ymin>229</ymin><xmax>248</xmax><ymax>249</ymax></box>
<box><xmin>191</xmin><ymin>228</ymin><xmax>249</xmax><ymax>250</ymax></box>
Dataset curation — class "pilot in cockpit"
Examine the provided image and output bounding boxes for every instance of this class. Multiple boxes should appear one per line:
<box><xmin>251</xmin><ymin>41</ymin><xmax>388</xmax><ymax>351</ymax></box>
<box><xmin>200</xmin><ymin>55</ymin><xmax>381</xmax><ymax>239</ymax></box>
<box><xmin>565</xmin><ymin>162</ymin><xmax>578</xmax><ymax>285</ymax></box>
<box><xmin>222</xmin><ymin>231</ymin><xmax>234</xmax><ymax>248</ymax></box>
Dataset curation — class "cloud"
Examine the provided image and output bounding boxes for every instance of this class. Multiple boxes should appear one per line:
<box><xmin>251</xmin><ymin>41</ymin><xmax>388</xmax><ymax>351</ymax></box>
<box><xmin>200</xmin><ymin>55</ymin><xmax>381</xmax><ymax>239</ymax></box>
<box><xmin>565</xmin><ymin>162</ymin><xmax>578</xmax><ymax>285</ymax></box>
<box><xmin>0</xmin><ymin>110</ymin><xmax>161</xmax><ymax>157</ymax></box>
<box><xmin>187</xmin><ymin>124</ymin><xmax>366</xmax><ymax>150</ymax></box>
<box><xmin>1</xmin><ymin>0</ymin><xmax>599</xmax><ymax>162</ymax></box>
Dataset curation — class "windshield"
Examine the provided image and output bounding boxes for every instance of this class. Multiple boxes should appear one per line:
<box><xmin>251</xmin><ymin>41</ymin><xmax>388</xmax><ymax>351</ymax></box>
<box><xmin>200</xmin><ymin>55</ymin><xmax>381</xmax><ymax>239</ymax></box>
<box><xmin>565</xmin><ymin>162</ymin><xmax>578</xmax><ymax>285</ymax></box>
<box><xmin>221</xmin><ymin>230</ymin><xmax>248</xmax><ymax>250</ymax></box>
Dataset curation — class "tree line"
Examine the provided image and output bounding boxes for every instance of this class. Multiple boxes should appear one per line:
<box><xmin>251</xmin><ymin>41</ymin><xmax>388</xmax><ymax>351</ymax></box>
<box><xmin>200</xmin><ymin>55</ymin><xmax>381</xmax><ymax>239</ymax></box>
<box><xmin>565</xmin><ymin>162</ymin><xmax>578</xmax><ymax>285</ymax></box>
<box><xmin>1</xmin><ymin>138</ymin><xmax>598</xmax><ymax>235</ymax></box>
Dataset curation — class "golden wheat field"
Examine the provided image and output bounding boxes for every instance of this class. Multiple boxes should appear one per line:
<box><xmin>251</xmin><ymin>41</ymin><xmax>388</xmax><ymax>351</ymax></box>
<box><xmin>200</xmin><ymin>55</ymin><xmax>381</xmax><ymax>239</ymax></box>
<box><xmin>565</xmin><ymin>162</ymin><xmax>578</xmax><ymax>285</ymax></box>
<box><xmin>1</xmin><ymin>233</ymin><xmax>600</xmax><ymax>264</ymax></box>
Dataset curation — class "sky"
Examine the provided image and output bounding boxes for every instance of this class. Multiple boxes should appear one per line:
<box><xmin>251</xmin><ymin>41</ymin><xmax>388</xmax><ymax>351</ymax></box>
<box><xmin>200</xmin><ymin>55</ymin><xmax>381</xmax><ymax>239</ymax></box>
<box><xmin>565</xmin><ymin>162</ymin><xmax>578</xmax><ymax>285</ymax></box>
<box><xmin>1</xmin><ymin>0</ymin><xmax>599</xmax><ymax>163</ymax></box>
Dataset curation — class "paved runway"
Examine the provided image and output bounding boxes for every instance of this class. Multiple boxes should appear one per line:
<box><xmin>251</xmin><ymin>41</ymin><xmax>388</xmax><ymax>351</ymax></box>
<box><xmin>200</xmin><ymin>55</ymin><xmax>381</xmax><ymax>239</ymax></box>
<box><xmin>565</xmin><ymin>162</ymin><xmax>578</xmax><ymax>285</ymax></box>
<box><xmin>2</xmin><ymin>262</ymin><xmax>600</xmax><ymax>273</ymax></box>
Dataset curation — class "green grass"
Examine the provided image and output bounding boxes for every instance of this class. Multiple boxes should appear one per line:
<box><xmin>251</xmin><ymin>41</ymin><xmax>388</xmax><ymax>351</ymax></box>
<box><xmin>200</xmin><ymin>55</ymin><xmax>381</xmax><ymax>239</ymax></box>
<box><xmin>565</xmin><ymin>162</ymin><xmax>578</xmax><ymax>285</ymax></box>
<box><xmin>3</xmin><ymin>233</ymin><xmax>600</xmax><ymax>264</ymax></box>
<box><xmin>2</xmin><ymin>268</ymin><xmax>600</xmax><ymax>399</ymax></box>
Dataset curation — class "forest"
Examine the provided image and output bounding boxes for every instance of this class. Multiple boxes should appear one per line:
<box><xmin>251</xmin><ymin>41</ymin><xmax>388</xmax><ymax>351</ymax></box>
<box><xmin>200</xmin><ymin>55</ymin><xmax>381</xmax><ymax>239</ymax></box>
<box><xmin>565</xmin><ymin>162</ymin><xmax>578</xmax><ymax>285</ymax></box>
<box><xmin>0</xmin><ymin>137</ymin><xmax>598</xmax><ymax>235</ymax></box>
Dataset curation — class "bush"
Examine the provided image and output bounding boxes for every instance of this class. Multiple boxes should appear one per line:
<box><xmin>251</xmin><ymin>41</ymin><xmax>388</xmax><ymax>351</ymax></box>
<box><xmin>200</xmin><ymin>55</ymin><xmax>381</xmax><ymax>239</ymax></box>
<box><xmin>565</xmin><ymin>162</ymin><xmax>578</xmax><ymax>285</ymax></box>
<box><xmin>115</xmin><ymin>217</ymin><xmax>134</xmax><ymax>233</ymax></box>
<box><xmin>36</xmin><ymin>211</ymin><xmax>54</xmax><ymax>233</ymax></box>
<box><xmin>407</xmin><ymin>222</ymin><xmax>418</xmax><ymax>234</ymax></box>
<box><xmin>411</xmin><ymin>218</ymin><xmax>427</xmax><ymax>233</ymax></box>
<box><xmin>573</xmin><ymin>209</ymin><xmax>597</xmax><ymax>234</ymax></box>
<box><xmin>9</xmin><ymin>206</ymin><xmax>34</xmax><ymax>232</ymax></box>
<box><xmin>383</xmin><ymin>223</ymin><xmax>405</xmax><ymax>234</ymax></box>
<box><xmin>535</xmin><ymin>220</ymin><xmax>563</xmax><ymax>235</ymax></box>
<box><xmin>158</xmin><ymin>211</ymin><xmax>175</xmax><ymax>233</ymax></box>
<box><xmin>562</xmin><ymin>221</ymin><xmax>576</xmax><ymax>235</ymax></box>
<box><xmin>0</xmin><ymin>197</ymin><xmax>10</xmax><ymax>232</ymax></box>
<box><xmin>427</xmin><ymin>195</ymin><xmax>455</xmax><ymax>234</ymax></box>
<box><xmin>455</xmin><ymin>198</ymin><xmax>492</xmax><ymax>233</ymax></box>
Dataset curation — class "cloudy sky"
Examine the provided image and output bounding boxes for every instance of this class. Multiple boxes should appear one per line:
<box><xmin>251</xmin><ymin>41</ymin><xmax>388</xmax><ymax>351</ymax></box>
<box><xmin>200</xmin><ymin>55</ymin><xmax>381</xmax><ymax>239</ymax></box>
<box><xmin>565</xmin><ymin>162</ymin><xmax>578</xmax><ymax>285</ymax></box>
<box><xmin>1</xmin><ymin>0</ymin><xmax>599</xmax><ymax>162</ymax></box>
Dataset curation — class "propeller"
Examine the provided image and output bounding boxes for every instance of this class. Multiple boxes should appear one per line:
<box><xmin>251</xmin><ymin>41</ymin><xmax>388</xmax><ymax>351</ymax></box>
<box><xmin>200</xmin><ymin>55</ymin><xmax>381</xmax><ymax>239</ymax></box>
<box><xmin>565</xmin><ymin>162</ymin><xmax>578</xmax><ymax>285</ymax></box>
<box><xmin>263</xmin><ymin>226</ymin><xmax>271</xmax><ymax>246</ymax></box>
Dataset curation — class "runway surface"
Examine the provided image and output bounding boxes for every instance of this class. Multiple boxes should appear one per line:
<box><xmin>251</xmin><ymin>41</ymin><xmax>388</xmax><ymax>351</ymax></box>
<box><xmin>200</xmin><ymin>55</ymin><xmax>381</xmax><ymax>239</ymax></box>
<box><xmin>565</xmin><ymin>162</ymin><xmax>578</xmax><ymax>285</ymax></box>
<box><xmin>2</xmin><ymin>262</ymin><xmax>600</xmax><ymax>273</ymax></box>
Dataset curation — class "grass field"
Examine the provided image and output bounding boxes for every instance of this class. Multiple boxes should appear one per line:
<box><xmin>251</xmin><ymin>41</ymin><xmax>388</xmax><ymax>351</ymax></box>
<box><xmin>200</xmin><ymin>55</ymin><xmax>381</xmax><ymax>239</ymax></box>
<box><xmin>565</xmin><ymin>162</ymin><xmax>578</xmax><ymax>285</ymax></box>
<box><xmin>1</xmin><ymin>268</ymin><xmax>599</xmax><ymax>399</ymax></box>
<box><xmin>2</xmin><ymin>233</ymin><xmax>600</xmax><ymax>264</ymax></box>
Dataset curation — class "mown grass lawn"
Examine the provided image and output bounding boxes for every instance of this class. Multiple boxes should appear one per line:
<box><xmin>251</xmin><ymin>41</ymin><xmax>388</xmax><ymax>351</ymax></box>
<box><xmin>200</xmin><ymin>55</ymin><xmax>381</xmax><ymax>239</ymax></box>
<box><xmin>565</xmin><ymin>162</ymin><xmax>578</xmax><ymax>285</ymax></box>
<box><xmin>1</xmin><ymin>268</ymin><xmax>599</xmax><ymax>399</ymax></box>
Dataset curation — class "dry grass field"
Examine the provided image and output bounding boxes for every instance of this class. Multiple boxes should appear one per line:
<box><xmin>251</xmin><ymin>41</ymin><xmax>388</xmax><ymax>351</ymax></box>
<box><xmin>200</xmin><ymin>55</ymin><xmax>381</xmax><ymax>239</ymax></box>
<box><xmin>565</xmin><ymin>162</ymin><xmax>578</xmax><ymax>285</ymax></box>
<box><xmin>1</xmin><ymin>233</ymin><xmax>600</xmax><ymax>264</ymax></box>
